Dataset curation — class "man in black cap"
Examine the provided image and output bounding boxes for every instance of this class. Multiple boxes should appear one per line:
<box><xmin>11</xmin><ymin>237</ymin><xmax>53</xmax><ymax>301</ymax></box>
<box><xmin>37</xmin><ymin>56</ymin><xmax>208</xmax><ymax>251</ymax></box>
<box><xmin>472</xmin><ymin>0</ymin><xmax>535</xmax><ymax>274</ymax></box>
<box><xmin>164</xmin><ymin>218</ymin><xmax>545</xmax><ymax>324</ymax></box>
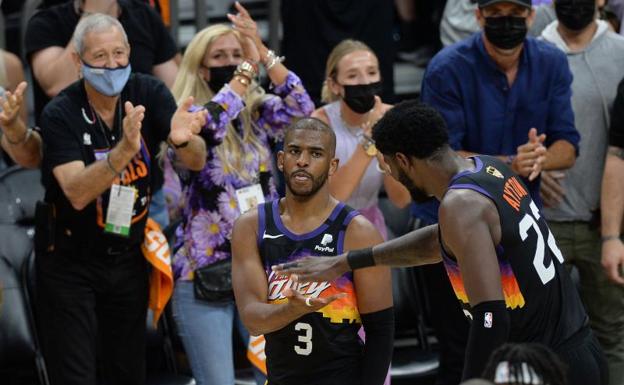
<box><xmin>417</xmin><ymin>0</ymin><xmax>579</xmax><ymax>217</ymax></box>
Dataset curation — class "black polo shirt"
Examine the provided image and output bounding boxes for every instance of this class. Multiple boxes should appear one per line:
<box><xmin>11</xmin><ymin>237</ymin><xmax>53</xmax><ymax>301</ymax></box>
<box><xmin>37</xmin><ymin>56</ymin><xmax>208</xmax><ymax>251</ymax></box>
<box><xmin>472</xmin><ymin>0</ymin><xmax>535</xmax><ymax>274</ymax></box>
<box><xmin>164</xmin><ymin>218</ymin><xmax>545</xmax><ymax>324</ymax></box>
<box><xmin>40</xmin><ymin>73</ymin><xmax>176</xmax><ymax>250</ymax></box>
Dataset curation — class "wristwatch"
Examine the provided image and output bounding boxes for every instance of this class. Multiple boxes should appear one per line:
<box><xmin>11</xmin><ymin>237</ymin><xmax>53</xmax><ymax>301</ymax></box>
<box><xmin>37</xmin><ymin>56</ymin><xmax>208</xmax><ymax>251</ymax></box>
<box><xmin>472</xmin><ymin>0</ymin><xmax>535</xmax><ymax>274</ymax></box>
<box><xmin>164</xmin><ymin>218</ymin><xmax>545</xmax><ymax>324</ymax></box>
<box><xmin>359</xmin><ymin>135</ymin><xmax>377</xmax><ymax>157</ymax></box>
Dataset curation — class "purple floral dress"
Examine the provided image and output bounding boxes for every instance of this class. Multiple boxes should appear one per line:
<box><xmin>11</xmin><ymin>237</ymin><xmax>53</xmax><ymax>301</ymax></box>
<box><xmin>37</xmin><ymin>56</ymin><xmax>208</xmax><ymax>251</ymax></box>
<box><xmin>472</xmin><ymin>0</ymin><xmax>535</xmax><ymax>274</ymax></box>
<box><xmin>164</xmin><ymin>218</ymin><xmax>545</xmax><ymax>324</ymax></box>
<box><xmin>172</xmin><ymin>72</ymin><xmax>314</xmax><ymax>281</ymax></box>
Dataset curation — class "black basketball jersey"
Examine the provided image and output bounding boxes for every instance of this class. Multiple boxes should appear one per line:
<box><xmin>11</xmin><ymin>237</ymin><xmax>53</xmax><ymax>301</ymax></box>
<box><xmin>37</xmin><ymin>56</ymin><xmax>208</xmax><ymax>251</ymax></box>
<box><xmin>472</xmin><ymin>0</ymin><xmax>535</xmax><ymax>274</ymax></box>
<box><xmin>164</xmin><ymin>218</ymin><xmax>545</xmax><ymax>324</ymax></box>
<box><xmin>440</xmin><ymin>156</ymin><xmax>587</xmax><ymax>347</ymax></box>
<box><xmin>258</xmin><ymin>199</ymin><xmax>363</xmax><ymax>385</ymax></box>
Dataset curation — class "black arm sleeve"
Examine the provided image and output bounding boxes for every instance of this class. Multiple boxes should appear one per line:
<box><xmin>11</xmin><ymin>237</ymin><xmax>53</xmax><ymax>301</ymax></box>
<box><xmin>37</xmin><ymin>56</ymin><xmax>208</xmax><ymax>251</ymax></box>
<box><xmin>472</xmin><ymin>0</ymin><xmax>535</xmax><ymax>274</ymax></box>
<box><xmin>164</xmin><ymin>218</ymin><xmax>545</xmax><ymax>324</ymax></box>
<box><xmin>609</xmin><ymin>78</ymin><xmax>624</xmax><ymax>148</ymax></box>
<box><xmin>462</xmin><ymin>300</ymin><xmax>510</xmax><ymax>381</ymax></box>
<box><xmin>360</xmin><ymin>307</ymin><xmax>395</xmax><ymax>385</ymax></box>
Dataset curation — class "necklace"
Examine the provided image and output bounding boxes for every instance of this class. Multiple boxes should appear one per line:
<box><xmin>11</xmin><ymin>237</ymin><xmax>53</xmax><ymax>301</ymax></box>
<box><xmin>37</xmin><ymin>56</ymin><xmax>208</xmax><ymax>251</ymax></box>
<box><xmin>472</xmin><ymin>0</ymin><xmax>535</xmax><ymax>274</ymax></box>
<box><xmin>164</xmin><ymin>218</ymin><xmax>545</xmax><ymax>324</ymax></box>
<box><xmin>90</xmin><ymin>98</ymin><xmax>122</xmax><ymax>149</ymax></box>
<box><xmin>339</xmin><ymin>109</ymin><xmax>371</xmax><ymax>137</ymax></box>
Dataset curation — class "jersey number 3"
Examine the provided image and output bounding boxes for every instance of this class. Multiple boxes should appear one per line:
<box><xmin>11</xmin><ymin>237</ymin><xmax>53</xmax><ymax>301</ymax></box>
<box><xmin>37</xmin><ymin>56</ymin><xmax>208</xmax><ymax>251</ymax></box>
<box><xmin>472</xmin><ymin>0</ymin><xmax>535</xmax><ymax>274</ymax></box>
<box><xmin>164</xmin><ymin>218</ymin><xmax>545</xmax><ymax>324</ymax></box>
<box><xmin>294</xmin><ymin>322</ymin><xmax>313</xmax><ymax>356</ymax></box>
<box><xmin>519</xmin><ymin>201</ymin><xmax>564</xmax><ymax>285</ymax></box>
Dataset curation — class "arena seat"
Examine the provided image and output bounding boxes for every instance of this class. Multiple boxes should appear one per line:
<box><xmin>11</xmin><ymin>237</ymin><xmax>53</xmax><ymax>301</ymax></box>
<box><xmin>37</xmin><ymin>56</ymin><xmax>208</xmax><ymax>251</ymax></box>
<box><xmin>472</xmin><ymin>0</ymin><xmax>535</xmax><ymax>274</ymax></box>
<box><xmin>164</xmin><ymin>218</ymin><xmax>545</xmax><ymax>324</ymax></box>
<box><xmin>390</xmin><ymin>267</ymin><xmax>439</xmax><ymax>381</ymax></box>
<box><xmin>377</xmin><ymin>195</ymin><xmax>440</xmax><ymax>382</ymax></box>
<box><xmin>0</xmin><ymin>254</ymin><xmax>50</xmax><ymax>385</ymax></box>
<box><xmin>145</xmin><ymin>306</ymin><xmax>196</xmax><ymax>385</ymax></box>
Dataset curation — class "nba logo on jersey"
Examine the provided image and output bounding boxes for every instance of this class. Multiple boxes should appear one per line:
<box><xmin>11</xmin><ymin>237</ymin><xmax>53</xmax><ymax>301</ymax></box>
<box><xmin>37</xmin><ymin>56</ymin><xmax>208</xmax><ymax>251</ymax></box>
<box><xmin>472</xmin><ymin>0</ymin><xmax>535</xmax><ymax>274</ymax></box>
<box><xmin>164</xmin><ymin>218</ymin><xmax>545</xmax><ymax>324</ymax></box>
<box><xmin>484</xmin><ymin>312</ymin><xmax>493</xmax><ymax>328</ymax></box>
<box><xmin>321</xmin><ymin>234</ymin><xmax>333</xmax><ymax>246</ymax></box>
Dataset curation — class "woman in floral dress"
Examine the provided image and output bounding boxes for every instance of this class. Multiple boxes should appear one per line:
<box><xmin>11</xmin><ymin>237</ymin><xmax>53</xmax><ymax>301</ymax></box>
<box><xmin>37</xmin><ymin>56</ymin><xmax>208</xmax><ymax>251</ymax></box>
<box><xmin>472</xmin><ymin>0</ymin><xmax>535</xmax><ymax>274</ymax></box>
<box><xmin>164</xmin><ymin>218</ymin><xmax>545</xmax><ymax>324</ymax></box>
<box><xmin>168</xmin><ymin>4</ymin><xmax>314</xmax><ymax>384</ymax></box>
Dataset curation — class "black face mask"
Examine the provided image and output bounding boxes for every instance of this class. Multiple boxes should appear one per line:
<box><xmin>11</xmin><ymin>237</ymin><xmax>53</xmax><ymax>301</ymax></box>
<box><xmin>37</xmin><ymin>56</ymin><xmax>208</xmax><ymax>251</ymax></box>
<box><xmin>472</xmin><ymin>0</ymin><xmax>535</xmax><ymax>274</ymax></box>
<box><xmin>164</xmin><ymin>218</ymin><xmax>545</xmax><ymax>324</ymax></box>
<box><xmin>341</xmin><ymin>81</ymin><xmax>383</xmax><ymax>114</ymax></box>
<box><xmin>484</xmin><ymin>16</ymin><xmax>528</xmax><ymax>50</ymax></box>
<box><xmin>207</xmin><ymin>65</ymin><xmax>237</xmax><ymax>93</ymax></box>
<box><xmin>555</xmin><ymin>0</ymin><xmax>596</xmax><ymax>31</ymax></box>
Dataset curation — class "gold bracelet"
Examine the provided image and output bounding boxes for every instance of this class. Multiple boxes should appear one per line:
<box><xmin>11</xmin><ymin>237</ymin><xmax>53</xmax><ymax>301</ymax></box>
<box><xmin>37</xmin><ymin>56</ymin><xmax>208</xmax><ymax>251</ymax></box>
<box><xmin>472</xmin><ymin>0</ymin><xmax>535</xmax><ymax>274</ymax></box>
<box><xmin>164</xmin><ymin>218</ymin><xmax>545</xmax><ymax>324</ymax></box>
<box><xmin>234</xmin><ymin>75</ymin><xmax>251</xmax><ymax>86</ymax></box>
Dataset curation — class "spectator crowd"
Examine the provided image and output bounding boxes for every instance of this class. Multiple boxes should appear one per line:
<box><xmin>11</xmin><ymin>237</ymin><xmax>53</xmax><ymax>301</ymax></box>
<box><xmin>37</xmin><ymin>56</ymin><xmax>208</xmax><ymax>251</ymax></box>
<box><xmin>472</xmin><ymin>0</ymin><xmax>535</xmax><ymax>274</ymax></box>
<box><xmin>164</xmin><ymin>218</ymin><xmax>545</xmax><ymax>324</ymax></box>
<box><xmin>2</xmin><ymin>1</ymin><xmax>624</xmax><ymax>385</ymax></box>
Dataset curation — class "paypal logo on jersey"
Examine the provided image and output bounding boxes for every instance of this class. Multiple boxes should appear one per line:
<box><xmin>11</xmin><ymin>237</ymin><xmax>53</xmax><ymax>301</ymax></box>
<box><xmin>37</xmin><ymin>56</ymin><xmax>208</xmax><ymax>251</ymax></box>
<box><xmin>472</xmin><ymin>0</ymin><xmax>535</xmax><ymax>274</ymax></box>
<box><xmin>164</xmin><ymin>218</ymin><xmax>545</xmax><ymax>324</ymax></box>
<box><xmin>314</xmin><ymin>233</ymin><xmax>335</xmax><ymax>253</ymax></box>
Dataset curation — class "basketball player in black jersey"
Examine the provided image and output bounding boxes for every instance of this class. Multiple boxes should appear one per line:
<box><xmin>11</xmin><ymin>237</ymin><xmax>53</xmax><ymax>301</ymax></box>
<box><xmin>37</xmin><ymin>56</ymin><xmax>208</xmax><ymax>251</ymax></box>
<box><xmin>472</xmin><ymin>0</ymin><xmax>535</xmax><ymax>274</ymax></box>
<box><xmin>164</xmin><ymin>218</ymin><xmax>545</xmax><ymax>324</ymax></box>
<box><xmin>275</xmin><ymin>101</ymin><xmax>607</xmax><ymax>385</ymax></box>
<box><xmin>231</xmin><ymin>118</ymin><xmax>394</xmax><ymax>385</ymax></box>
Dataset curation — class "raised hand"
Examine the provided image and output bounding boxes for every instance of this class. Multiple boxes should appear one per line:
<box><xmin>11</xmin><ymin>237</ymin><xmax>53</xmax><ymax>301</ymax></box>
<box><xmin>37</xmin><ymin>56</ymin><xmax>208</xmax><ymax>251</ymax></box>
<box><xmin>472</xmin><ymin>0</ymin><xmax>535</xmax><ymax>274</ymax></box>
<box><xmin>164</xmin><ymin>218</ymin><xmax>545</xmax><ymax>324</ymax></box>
<box><xmin>362</xmin><ymin>96</ymin><xmax>384</xmax><ymax>137</ymax></box>
<box><xmin>272</xmin><ymin>255</ymin><xmax>350</xmax><ymax>283</ymax></box>
<box><xmin>227</xmin><ymin>2</ymin><xmax>260</xmax><ymax>42</ymax></box>
<box><xmin>227</xmin><ymin>2</ymin><xmax>263</xmax><ymax>62</ymax></box>
<box><xmin>282</xmin><ymin>281</ymin><xmax>346</xmax><ymax>313</ymax></box>
<box><xmin>0</xmin><ymin>81</ymin><xmax>27</xmax><ymax>131</ymax></box>
<box><xmin>170</xmin><ymin>96</ymin><xmax>208</xmax><ymax>147</ymax></box>
<box><xmin>120</xmin><ymin>101</ymin><xmax>144</xmax><ymax>155</ymax></box>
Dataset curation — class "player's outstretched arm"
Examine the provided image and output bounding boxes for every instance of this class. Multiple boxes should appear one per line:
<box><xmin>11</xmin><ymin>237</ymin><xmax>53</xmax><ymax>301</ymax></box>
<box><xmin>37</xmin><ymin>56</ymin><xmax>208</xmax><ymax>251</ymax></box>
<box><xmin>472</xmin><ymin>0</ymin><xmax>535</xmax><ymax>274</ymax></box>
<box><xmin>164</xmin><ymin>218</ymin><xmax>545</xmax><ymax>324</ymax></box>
<box><xmin>439</xmin><ymin>189</ymin><xmax>509</xmax><ymax>381</ymax></box>
<box><xmin>232</xmin><ymin>210</ymin><xmax>345</xmax><ymax>336</ymax></box>
<box><xmin>272</xmin><ymin>224</ymin><xmax>442</xmax><ymax>282</ymax></box>
<box><xmin>345</xmin><ymin>216</ymin><xmax>394</xmax><ymax>385</ymax></box>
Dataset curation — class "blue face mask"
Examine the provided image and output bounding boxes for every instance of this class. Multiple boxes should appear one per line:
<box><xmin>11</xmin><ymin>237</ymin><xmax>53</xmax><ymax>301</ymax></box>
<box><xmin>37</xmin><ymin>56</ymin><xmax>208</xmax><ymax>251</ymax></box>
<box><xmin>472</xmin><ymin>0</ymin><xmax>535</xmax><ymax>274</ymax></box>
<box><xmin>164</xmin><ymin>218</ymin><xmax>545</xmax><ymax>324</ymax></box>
<box><xmin>81</xmin><ymin>61</ymin><xmax>131</xmax><ymax>96</ymax></box>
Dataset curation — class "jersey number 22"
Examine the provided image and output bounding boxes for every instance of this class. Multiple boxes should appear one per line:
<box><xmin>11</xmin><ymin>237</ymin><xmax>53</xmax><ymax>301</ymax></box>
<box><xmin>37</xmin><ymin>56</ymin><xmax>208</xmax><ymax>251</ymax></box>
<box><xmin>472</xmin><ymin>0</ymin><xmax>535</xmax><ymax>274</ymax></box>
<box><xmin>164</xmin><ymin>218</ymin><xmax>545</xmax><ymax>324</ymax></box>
<box><xmin>519</xmin><ymin>201</ymin><xmax>565</xmax><ymax>285</ymax></box>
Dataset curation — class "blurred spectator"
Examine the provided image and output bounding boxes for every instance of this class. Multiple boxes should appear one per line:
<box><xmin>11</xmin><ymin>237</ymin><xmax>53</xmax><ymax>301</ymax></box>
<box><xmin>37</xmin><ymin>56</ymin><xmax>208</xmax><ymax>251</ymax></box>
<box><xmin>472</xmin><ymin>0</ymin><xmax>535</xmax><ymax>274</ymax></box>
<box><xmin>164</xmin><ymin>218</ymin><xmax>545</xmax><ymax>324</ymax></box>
<box><xmin>312</xmin><ymin>39</ymin><xmax>410</xmax><ymax>240</ymax></box>
<box><xmin>168</xmin><ymin>3</ymin><xmax>314</xmax><ymax>384</ymax></box>
<box><xmin>482</xmin><ymin>343</ymin><xmax>568</xmax><ymax>385</ymax></box>
<box><xmin>396</xmin><ymin>0</ymin><xmax>446</xmax><ymax>66</ymax></box>
<box><xmin>0</xmin><ymin>50</ymin><xmax>31</xmax><ymax>170</ymax></box>
<box><xmin>540</xmin><ymin>2</ymin><xmax>624</xmax><ymax>384</ymax></box>
<box><xmin>440</xmin><ymin>1</ymin><xmax>555</xmax><ymax>47</ymax></box>
<box><xmin>601</xmin><ymin>79</ymin><xmax>624</xmax><ymax>385</ymax></box>
<box><xmin>35</xmin><ymin>14</ymin><xmax>206</xmax><ymax>385</ymax></box>
<box><xmin>0</xmin><ymin>50</ymin><xmax>28</xmax><ymax>124</ymax></box>
<box><xmin>0</xmin><ymin>82</ymin><xmax>41</xmax><ymax>169</ymax></box>
<box><xmin>281</xmin><ymin>0</ymin><xmax>395</xmax><ymax>106</ymax></box>
<box><xmin>25</xmin><ymin>0</ymin><xmax>179</xmax><ymax>123</ymax></box>
<box><xmin>26</xmin><ymin>0</ymin><xmax>180</xmax><ymax>229</ymax></box>
<box><xmin>440</xmin><ymin>0</ymin><xmax>479</xmax><ymax>47</ymax></box>
<box><xmin>606</xmin><ymin>0</ymin><xmax>624</xmax><ymax>33</ymax></box>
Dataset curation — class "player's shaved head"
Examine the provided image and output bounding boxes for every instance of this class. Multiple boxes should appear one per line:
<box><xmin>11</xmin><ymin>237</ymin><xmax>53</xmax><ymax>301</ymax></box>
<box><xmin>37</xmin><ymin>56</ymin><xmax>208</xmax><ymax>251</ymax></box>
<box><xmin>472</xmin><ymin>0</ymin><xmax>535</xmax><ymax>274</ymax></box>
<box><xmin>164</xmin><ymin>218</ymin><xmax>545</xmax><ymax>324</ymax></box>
<box><xmin>284</xmin><ymin>118</ymin><xmax>336</xmax><ymax>157</ymax></box>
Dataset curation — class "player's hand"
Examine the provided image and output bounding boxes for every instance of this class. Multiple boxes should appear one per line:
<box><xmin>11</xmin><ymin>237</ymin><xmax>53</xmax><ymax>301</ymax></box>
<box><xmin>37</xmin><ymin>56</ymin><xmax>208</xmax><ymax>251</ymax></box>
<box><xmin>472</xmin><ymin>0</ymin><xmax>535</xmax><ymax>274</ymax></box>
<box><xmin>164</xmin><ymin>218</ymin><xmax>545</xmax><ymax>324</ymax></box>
<box><xmin>602</xmin><ymin>238</ymin><xmax>624</xmax><ymax>285</ymax></box>
<box><xmin>283</xmin><ymin>283</ymin><xmax>346</xmax><ymax>314</ymax></box>
<box><xmin>272</xmin><ymin>254</ymin><xmax>350</xmax><ymax>283</ymax></box>
<box><xmin>540</xmin><ymin>171</ymin><xmax>565</xmax><ymax>208</ymax></box>
<box><xmin>513</xmin><ymin>128</ymin><xmax>547</xmax><ymax>180</ymax></box>
<box><xmin>120</xmin><ymin>101</ymin><xmax>144</xmax><ymax>155</ymax></box>
<box><xmin>170</xmin><ymin>96</ymin><xmax>207</xmax><ymax>147</ymax></box>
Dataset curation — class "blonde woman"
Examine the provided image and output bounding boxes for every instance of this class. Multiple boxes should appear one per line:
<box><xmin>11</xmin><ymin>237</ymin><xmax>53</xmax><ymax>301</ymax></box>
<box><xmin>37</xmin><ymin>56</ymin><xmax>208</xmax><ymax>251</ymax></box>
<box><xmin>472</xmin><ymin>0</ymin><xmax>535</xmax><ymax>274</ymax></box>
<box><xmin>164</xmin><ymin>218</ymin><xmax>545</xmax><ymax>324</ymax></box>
<box><xmin>313</xmin><ymin>40</ymin><xmax>411</xmax><ymax>240</ymax></box>
<box><xmin>168</xmin><ymin>3</ymin><xmax>314</xmax><ymax>384</ymax></box>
